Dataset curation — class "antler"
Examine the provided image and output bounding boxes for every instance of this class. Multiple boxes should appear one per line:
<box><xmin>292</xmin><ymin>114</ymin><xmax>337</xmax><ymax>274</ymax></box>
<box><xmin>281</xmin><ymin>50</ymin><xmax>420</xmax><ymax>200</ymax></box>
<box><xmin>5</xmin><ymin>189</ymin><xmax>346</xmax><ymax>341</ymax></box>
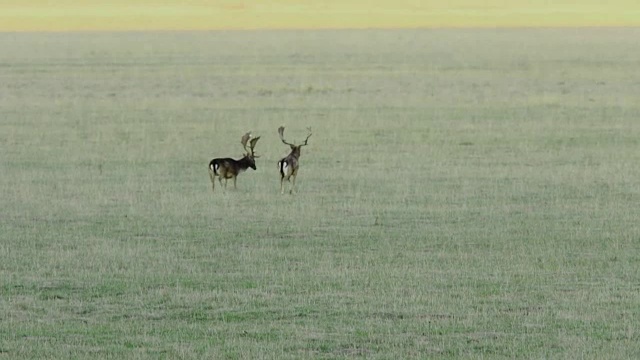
<box><xmin>241</xmin><ymin>132</ymin><xmax>260</xmax><ymax>157</ymax></box>
<box><xmin>249</xmin><ymin>136</ymin><xmax>260</xmax><ymax>157</ymax></box>
<box><xmin>278</xmin><ymin>126</ymin><xmax>295</xmax><ymax>146</ymax></box>
<box><xmin>300</xmin><ymin>127</ymin><xmax>312</xmax><ymax>147</ymax></box>
<box><xmin>241</xmin><ymin>132</ymin><xmax>252</xmax><ymax>154</ymax></box>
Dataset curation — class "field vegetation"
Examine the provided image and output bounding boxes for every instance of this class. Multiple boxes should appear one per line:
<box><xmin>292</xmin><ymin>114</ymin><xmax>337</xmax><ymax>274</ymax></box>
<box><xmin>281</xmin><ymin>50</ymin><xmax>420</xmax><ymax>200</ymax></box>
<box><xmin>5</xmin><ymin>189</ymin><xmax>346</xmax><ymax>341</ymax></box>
<box><xmin>2</xmin><ymin>1</ymin><xmax>640</xmax><ymax>31</ymax></box>
<box><xmin>1</xmin><ymin>28</ymin><xmax>640</xmax><ymax>358</ymax></box>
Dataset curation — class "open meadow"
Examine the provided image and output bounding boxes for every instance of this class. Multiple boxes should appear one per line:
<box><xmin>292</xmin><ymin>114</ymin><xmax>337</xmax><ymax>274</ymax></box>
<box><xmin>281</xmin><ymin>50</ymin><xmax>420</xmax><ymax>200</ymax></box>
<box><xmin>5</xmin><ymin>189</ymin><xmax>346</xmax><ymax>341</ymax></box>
<box><xmin>1</xmin><ymin>28</ymin><xmax>640</xmax><ymax>358</ymax></box>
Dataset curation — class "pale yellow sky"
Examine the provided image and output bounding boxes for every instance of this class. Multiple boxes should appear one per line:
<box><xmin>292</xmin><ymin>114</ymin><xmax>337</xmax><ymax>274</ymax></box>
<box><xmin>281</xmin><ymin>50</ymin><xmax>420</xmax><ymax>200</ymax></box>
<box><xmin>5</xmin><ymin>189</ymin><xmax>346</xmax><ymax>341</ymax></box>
<box><xmin>1</xmin><ymin>1</ymin><xmax>639</xmax><ymax>31</ymax></box>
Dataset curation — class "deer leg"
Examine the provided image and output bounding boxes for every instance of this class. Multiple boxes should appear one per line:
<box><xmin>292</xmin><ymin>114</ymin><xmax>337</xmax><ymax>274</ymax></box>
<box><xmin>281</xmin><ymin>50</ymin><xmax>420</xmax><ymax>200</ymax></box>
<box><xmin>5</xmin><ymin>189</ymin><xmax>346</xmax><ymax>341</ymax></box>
<box><xmin>209</xmin><ymin>170</ymin><xmax>216</xmax><ymax>192</ymax></box>
<box><xmin>280</xmin><ymin>176</ymin><xmax>285</xmax><ymax>194</ymax></box>
<box><xmin>233</xmin><ymin>176</ymin><xmax>237</xmax><ymax>189</ymax></box>
<box><xmin>290</xmin><ymin>173</ymin><xmax>297</xmax><ymax>194</ymax></box>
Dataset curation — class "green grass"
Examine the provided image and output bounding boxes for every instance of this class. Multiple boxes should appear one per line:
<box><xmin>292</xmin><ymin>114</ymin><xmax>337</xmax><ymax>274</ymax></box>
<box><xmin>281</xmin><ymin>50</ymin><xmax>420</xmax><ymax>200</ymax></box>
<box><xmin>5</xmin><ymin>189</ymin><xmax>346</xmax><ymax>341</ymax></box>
<box><xmin>1</xmin><ymin>28</ymin><xmax>640</xmax><ymax>358</ymax></box>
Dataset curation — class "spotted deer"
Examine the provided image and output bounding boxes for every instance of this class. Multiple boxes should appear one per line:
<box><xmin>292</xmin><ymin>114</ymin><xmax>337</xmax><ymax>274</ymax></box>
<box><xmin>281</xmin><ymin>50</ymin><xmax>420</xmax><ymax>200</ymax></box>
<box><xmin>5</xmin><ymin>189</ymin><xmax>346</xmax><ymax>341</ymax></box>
<box><xmin>277</xmin><ymin>126</ymin><xmax>312</xmax><ymax>194</ymax></box>
<box><xmin>208</xmin><ymin>132</ymin><xmax>260</xmax><ymax>192</ymax></box>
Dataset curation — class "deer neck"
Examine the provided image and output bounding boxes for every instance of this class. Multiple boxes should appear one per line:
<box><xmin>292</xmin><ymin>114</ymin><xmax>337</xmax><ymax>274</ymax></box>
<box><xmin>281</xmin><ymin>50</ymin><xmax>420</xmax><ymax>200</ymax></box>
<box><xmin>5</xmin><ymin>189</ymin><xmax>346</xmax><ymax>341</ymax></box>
<box><xmin>238</xmin><ymin>156</ymin><xmax>253</xmax><ymax>169</ymax></box>
<box><xmin>289</xmin><ymin>147</ymin><xmax>301</xmax><ymax>159</ymax></box>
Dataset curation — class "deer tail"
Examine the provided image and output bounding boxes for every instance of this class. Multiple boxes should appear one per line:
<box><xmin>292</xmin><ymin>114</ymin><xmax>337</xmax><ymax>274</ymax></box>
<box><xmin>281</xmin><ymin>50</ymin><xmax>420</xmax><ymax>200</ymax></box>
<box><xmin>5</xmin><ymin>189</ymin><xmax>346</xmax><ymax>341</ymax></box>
<box><xmin>278</xmin><ymin>160</ymin><xmax>287</xmax><ymax>177</ymax></box>
<box><xmin>209</xmin><ymin>161</ymin><xmax>219</xmax><ymax>176</ymax></box>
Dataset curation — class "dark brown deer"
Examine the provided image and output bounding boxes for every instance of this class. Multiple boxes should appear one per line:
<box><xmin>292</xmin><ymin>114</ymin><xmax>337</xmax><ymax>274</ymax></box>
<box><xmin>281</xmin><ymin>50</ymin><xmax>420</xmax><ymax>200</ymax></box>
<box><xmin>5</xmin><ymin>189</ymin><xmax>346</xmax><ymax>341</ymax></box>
<box><xmin>277</xmin><ymin>126</ymin><xmax>311</xmax><ymax>194</ymax></box>
<box><xmin>208</xmin><ymin>132</ymin><xmax>260</xmax><ymax>192</ymax></box>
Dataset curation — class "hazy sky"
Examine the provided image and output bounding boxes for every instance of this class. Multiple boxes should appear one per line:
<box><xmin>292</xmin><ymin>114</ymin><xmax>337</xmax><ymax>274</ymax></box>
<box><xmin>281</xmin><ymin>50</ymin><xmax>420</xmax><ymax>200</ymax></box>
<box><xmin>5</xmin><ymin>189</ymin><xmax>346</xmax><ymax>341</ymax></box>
<box><xmin>1</xmin><ymin>1</ymin><xmax>639</xmax><ymax>31</ymax></box>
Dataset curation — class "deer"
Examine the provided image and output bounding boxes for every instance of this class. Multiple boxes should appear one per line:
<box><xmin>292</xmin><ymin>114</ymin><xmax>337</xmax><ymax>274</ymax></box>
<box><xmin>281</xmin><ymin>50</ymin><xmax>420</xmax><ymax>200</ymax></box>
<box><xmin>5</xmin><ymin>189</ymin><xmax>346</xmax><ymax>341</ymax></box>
<box><xmin>208</xmin><ymin>132</ymin><xmax>260</xmax><ymax>192</ymax></box>
<box><xmin>277</xmin><ymin>126</ymin><xmax>312</xmax><ymax>194</ymax></box>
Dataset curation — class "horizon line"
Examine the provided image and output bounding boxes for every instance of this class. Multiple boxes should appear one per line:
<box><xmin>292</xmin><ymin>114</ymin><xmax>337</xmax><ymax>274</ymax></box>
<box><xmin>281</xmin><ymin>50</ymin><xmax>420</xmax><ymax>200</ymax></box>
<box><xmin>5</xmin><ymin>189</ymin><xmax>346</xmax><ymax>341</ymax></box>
<box><xmin>3</xmin><ymin>25</ymin><xmax>640</xmax><ymax>34</ymax></box>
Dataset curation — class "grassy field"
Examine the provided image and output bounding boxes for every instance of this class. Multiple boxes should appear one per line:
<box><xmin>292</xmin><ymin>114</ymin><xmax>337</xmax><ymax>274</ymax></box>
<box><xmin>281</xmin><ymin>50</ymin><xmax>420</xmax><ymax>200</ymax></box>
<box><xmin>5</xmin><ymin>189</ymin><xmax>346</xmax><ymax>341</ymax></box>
<box><xmin>2</xmin><ymin>0</ymin><xmax>640</xmax><ymax>31</ymax></box>
<box><xmin>1</xmin><ymin>29</ymin><xmax>640</xmax><ymax>358</ymax></box>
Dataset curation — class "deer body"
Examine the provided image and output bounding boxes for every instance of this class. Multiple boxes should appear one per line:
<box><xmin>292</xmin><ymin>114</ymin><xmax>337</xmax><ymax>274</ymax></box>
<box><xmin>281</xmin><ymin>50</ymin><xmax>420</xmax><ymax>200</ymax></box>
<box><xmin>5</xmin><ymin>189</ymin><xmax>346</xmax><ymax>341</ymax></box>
<box><xmin>208</xmin><ymin>132</ymin><xmax>260</xmax><ymax>192</ymax></box>
<box><xmin>209</xmin><ymin>156</ymin><xmax>255</xmax><ymax>191</ymax></box>
<box><xmin>278</xmin><ymin>149</ymin><xmax>300</xmax><ymax>193</ymax></box>
<box><xmin>277</xmin><ymin>126</ymin><xmax>311</xmax><ymax>194</ymax></box>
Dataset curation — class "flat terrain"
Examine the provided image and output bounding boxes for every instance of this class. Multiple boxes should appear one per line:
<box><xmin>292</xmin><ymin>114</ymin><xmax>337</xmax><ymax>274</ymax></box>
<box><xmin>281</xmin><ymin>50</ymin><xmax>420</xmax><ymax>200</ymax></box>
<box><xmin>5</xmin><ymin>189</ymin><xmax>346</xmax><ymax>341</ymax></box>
<box><xmin>1</xmin><ymin>29</ymin><xmax>640</xmax><ymax>358</ymax></box>
<box><xmin>2</xmin><ymin>0</ymin><xmax>640</xmax><ymax>31</ymax></box>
